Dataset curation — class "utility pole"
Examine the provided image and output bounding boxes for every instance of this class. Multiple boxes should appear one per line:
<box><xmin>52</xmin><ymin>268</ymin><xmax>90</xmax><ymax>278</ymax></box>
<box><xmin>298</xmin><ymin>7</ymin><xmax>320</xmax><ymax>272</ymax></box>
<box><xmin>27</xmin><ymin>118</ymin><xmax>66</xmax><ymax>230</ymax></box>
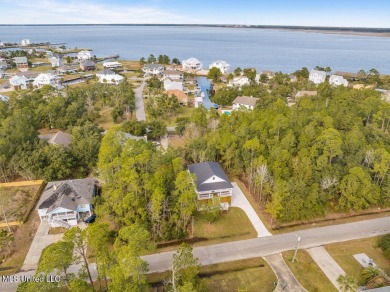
<box><xmin>292</xmin><ymin>236</ymin><xmax>301</xmax><ymax>263</ymax></box>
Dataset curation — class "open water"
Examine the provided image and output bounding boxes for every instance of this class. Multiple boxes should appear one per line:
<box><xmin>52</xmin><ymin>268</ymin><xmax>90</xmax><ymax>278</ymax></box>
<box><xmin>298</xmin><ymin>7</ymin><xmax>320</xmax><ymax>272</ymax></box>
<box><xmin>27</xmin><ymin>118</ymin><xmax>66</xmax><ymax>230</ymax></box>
<box><xmin>1</xmin><ymin>25</ymin><xmax>390</xmax><ymax>74</ymax></box>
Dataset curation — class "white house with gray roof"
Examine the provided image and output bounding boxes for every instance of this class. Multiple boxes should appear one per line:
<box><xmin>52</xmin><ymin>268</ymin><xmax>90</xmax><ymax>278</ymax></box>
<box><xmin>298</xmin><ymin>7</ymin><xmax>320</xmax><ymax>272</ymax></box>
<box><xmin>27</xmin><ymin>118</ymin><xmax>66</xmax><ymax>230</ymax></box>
<box><xmin>182</xmin><ymin>57</ymin><xmax>203</xmax><ymax>71</ymax></box>
<box><xmin>233</xmin><ymin>96</ymin><xmax>258</xmax><ymax>110</ymax></box>
<box><xmin>188</xmin><ymin>162</ymin><xmax>233</xmax><ymax>210</ymax></box>
<box><xmin>329</xmin><ymin>74</ymin><xmax>349</xmax><ymax>87</ymax></box>
<box><xmin>142</xmin><ymin>64</ymin><xmax>164</xmax><ymax>77</ymax></box>
<box><xmin>36</xmin><ymin>178</ymin><xmax>97</xmax><ymax>228</ymax></box>
<box><xmin>309</xmin><ymin>70</ymin><xmax>327</xmax><ymax>84</ymax></box>
<box><xmin>96</xmin><ymin>69</ymin><xmax>124</xmax><ymax>85</ymax></box>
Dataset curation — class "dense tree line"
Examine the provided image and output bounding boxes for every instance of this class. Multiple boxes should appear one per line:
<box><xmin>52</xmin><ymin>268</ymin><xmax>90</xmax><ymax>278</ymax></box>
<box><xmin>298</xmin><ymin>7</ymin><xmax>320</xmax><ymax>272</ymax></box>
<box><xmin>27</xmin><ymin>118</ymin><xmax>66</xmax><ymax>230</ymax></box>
<box><xmin>0</xmin><ymin>82</ymin><xmax>135</xmax><ymax>181</ymax></box>
<box><xmin>183</xmin><ymin>85</ymin><xmax>390</xmax><ymax>222</ymax></box>
<box><xmin>96</xmin><ymin>127</ymin><xmax>197</xmax><ymax>240</ymax></box>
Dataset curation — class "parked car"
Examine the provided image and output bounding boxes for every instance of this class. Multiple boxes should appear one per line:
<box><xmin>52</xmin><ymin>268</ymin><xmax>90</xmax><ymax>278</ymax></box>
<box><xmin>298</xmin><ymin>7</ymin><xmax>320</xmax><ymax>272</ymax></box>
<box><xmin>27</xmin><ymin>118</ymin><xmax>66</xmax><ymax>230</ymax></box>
<box><xmin>84</xmin><ymin>214</ymin><xmax>96</xmax><ymax>224</ymax></box>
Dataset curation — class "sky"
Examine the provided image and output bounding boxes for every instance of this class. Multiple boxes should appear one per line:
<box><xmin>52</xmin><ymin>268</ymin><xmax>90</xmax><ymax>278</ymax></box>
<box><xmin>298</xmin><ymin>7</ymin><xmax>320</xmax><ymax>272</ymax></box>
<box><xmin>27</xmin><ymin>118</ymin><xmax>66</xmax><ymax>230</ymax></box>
<box><xmin>0</xmin><ymin>0</ymin><xmax>389</xmax><ymax>28</ymax></box>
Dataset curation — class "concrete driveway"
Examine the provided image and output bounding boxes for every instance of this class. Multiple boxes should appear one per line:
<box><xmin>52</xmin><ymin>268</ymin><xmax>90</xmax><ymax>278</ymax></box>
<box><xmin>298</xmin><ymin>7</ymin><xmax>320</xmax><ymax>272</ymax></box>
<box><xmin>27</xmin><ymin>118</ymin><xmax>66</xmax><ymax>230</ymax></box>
<box><xmin>231</xmin><ymin>182</ymin><xmax>272</xmax><ymax>237</ymax></box>
<box><xmin>264</xmin><ymin>253</ymin><xmax>307</xmax><ymax>292</ymax></box>
<box><xmin>20</xmin><ymin>222</ymin><xmax>63</xmax><ymax>271</ymax></box>
<box><xmin>307</xmin><ymin>246</ymin><xmax>345</xmax><ymax>291</ymax></box>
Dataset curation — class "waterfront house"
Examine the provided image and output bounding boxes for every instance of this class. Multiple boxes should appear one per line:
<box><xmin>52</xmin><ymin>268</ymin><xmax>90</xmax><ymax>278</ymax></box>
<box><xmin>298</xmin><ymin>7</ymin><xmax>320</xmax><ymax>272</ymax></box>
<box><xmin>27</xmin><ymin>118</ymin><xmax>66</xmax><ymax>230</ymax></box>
<box><xmin>103</xmin><ymin>61</ymin><xmax>122</xmax><ymax>69</ymax></box>
<box><xmin>21</xmin><ymin>39</ymin><xmax>31</xmax><ymax>46</ymax></box>
<box><xmin>188</xmin><ymin>162</ymin><xmax>233</xmax><ymax>210</ymax></box>
<box><xmin>228</xmin><ymin>76</ymin><xmax>250</xmax><ymax>87</ymax></box>
<box><xmin>48</xmin><ymin>55</ymin><xmax>63</xmax><ymax>67</ymax></box>
<box><xmin>209</xmin><ymin>60</ymin><xmax>230</xmax><ymax>74</ymax></box>
<box><xmin>260</xmin><ymin>70</ymin><xmax>276</xmax><ymax>79</ymax></box>
<box><xmin>163</xmin><ymin>69</ymin><xmax>184</xmax><ymax>80</ymax></box>
<box><xmin>309</xmin><ymin>70</ymin><xmax>326</xmax><ymax>84</ymax></box>
<box><xmin>77</xmin><ymin>50</ymin><xmax>92</xmax><ymax>61</ymax></box>
<box><xmin>80</xmin><ymin>60</ymin><xmax>96</xmax><ymax>71</ymax></box>
<box><xmin>232</xmin><ymin>96</ymin><xmax>258</xmax><ymax>110</ymax></box>
<box><xmin>329</xmin><ymin>75</ymin><xmax>349</xmax><ymax>87</ymax></box>
<box><xmin>295</xmin><ymin>90</ymin><xmax>318</xmax><ymax>99</ymax></box>
<box><xmin>33</xmin><ymin>73</ymin><xmax>57</xmax><ymax>88</ymax></box>
<box><xmin>142</xmin><ymin>64</ymin><xmax>164</xmax><ymax>77</ymax></box>
<box><xmin>39</xmin><ymin>131</ymin><xmax>72</xmax><ymax>148</ymax></box>
<box><xmin>96</xmin><ymin>69</ymin><xmax>124</xmax><ymax>85</ymax></box>
<box><xmin>335</xmin><ymin>71</ymin><xmax>360</xmax><ymax>81</ymax></box>
<box><xmin>36</xmin><ymin>178</ymin><xmax>97</xmax><ymax>228</ymax></box>
<box><xmin>182</xmin><ymin>57</ymin><xmax>203</xmax><ymax>71</ymax></box>
<box><xmin>13</xmin><ymin>57</ymin><xmax>29</xmax><ymax>72</ymax></box>
<box><xmin>9</xmin><ymin>75</ymin><xmax>28</xmax><ymax>90</ymax></box>
<box><xmin>164</xmin><ymin>78</ymin><xmax>184</xmax><ymax>91</ymax></box>
<box><xmin>165</xmin><ymin>89</ymin><xmax>188</xmax><ymax>106</ymax></box>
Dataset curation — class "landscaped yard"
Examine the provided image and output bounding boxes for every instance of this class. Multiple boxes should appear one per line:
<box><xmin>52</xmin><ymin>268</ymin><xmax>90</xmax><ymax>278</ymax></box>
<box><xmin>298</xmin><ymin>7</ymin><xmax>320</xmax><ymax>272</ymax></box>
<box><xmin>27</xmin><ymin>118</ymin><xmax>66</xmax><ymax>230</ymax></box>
<box><xmin>283</xmin><ymin>250</ymin><xmax>336</xmax><ymax>292</ymax></box>
<box><xmin>326</xmin><ymin>237</ymin><xmax>390</xmax><ymax>282</ymax></box>
<box><xmin>148</xmin><ymin>257</ymin><xmax>277</xmax><ymax>292</ymax></box>
<box><xmin>193</xmin><ymin>207</ymin><xmax>257</xmax><ymax>246</ymax></box>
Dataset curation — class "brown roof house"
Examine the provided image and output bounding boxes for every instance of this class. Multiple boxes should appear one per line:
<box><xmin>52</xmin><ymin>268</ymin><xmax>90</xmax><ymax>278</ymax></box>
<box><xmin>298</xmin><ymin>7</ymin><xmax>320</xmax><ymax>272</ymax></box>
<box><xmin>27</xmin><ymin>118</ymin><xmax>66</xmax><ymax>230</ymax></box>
<box><xmin>38</xmin><ymin>131</ymin><xmax>72</xmax><ymax>148</ymax></box>
<box><xmin>165</xmin><ymin>89</ymin><xmax>188</xmax><ymax>106</ymax></box>
<box><xmin>80</xmin><ymin>60</ymin><xmax>96</xmax><ymax>71</ymax></box>
<box><xmin>36</xmin><ymin>178</ymin><xmax>97</xmax><ymax>228</ymax></box>
<box><xmin>232</xmin><ymin>96</ymin><xmax>258</xmax><ymax>110</ymax></box>
<box><xmin>188</xmin><ymin>162</ymin><xmax>233</xmax><ymax>210</ymax></box>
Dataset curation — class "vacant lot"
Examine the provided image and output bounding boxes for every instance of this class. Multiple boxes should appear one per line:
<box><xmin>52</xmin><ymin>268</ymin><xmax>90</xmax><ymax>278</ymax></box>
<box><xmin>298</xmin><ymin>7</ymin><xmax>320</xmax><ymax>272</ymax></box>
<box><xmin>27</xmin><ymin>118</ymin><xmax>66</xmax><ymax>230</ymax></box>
<box><xmin>148</xmin><ymin>257</ymin><xmax>276</xmax><ymax>292</ymax></box>
<box><xmin>283</xmin><ymin>250</ymin><xmax>336</xmax><ymax>292</ymax></box>
<box><xmin>0</xmin><ymin>184</ymin><xmax>42</xmax><ymax>223</ymax></box>
<box><xmin>326</xmin><ymin>237</ymin><xmax>390</xmax><ymax>281</ymax></box>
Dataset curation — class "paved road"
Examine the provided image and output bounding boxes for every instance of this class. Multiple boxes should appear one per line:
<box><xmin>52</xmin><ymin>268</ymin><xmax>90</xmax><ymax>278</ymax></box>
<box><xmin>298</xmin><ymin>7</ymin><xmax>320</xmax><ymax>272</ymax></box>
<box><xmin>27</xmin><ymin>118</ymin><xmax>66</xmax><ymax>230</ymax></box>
<box><xmin>143</xmin><ymin>216</ymin><xmax>390</xmax><ymax>273</ymax></box>
<box><xmin>231</xmin><ymin>182</ymin><xmax>272</xmax><ymax>237</ymax></box>
<box><xmin>307</xmin><ymin>246</ymin><xmax>345</xmax><ymax>291</ymax></box>
<box><xmin>265</xmin><ymin>254</ymin><xmax>306</xmax><ymax>292</ymax></box>
<box><xmin>134</xmin><ymin>79</ymin><xmax>146</xmax><ymax>121</ymax></box>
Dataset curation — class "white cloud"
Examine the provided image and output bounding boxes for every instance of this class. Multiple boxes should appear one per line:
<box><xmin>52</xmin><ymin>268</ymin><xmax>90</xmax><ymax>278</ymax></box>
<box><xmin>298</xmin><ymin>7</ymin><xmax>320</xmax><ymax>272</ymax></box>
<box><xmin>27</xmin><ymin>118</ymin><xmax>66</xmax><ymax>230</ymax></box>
<box><xmin>0</xmin><ymin>0</ymin><xmax>203</xmax><ymax>24</ymax></box>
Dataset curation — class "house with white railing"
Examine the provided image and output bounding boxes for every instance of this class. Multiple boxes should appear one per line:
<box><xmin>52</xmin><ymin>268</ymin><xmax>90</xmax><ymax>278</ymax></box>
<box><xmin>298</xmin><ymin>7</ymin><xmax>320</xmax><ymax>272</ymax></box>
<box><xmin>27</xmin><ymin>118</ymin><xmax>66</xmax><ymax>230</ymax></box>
<box><xmin>96</xmin><ymin>69</ymin><xmax>124</xmax><ymax>85</ymax></box>
<box><xmin>309</xmin><ymin>70</ymin><xmax>326</xmax><ymax>84</ymax></box>
<box><xmin>188</xmin><ymin>162</ymin><xmax>233</xmax><ymax>210</ymax></box>
<box><xmin>142</xmin><ymin>64</ymin><xmax>164</xmax><ymax>77</ymax></box>
<box><xmin>36</xmin><ymin>178</ymin><xmax>97</xmax><ymax>228</ymax></box>
<box><xmin>33</xmin><ymin>73</ymin><xmax>57</xmax><ymax>88</ymax></box>
<box><xmin>228</xmin><ymin>76</ymin><xmax>250</xmax><ymax>87</ymax></box>
<box><xmin>182</xmin><ymin>57</ymin><xmax>203</xmax><ymax>71</ymax></box>
<box><xmin>329</xmin><ymin>75</ymin><xmax>349</xmax><ymax>87</ymax></box>
<box><xmin>209</xmin><ymin>60</ymin><xmax>230</xmax><ymax>74</ymax></box>
<box><xmin>77</xmin><ymin>50</ymin><xmax>92</xmax><ymax>61</ymax></box>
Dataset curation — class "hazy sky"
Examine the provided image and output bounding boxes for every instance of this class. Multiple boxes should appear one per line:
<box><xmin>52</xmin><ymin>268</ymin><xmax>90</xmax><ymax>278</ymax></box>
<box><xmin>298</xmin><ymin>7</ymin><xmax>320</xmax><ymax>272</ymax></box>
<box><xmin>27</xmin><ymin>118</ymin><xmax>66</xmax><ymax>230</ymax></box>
<box><xmin>0</xmin><ymin>0</ymin><xmax>389</xmax><ymax>27</ymax></box>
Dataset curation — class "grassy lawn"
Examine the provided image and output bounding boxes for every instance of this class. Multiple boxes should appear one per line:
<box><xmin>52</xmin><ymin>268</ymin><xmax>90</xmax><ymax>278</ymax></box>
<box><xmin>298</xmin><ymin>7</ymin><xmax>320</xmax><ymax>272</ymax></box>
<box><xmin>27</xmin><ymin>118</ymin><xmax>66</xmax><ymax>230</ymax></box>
<box><xmin>97</xmin><ymin>107</ymin><xmax>122</xmax><ymax>130</ymax></box>
<box><xmin>283</xmin><ymin>250</ymin><xmax>337</xmax><ymax>292</ymax></box>
<box><xmin>148</xmin><ymin>257</ymin><xmax>277</xmax><ymax>292</ymax></box>
<box><xmin>0</xmin><ymin>212</ymin><xmax>40</xmax><ymax>276</ymax></box>
<box><xmin>326</xmin><ymin>237</ymin><xmax>390</xmax><ymax>282</ymax></box>
<box><xmin>168</xmin><ymin>135</ymin><xmax>186</xmax><ymax>148</ymax></box>
<box><xmin>165</xmin><ymin>106</ymin><xmax>195</xmax><ymax>126</ymax></box>
<box><xmin>119</xmin><ymin>60</ymin><xmax>141</xmax><ymax>71</ymax></box>
<box><xmin>193</xmin><ymin>207</ymin><xmax>257</xmax><ymax>246</ymax></box>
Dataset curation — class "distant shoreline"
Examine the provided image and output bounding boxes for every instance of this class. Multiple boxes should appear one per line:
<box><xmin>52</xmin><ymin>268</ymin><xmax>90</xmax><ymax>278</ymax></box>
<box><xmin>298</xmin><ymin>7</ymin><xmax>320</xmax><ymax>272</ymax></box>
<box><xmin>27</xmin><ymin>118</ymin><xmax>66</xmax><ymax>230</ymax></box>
<box><xmin>1</xmin><ymin>24</ymin><xmax>390</xmax><ymax>38</ymax></box>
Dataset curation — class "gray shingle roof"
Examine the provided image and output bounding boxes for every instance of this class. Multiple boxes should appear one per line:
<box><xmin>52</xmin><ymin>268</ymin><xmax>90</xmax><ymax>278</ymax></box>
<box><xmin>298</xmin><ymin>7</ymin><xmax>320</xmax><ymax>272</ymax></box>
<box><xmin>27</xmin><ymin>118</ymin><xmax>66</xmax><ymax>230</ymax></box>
<box><xmin>97</xmin><ymin>69</ymin><xmax>115</xmax><ymax>75</ymax></box>
<box><xmin>13</xmin><ymin>57</ymin><xmax>28</xmax><ymax>64</ymax></box>
<box><xmin>37</xmin><ymin>178</ymin><xmax>97</xmax><ymax>213</ymax></box>
<box><xmin>48</xmin><ymin>131</ymin><xmax>72</xmax><ymax>148</ymax></box>
<box><xmin>188</xmin><ymin>162</ymin><xmax>233</xmax><ymax>192</ymax></box>
<box><xmin>144</xmin><ymin>64</ymin><xmax>164</xmax><ymax>70</ymax></box>
<box><xmin>233</xmin><ymin>96</ymin><xmax>258</xmax><ymax>107</ymax></box>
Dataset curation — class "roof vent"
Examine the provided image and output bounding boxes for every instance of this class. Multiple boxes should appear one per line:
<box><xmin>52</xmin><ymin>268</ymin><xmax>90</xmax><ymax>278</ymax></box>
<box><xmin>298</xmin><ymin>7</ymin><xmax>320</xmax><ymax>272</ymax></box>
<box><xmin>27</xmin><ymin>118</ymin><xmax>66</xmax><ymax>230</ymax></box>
<box><xmin>53</xmin><ymin>184</ymin><xmax>57</xmax><ymax>190</ymax></box>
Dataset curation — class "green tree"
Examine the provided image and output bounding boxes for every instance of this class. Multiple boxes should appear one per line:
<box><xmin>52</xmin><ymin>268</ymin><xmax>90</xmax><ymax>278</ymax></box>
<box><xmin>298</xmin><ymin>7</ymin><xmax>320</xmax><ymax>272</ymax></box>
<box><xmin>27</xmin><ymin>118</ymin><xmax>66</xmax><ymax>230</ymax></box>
<box><xmin>337</xmin><ymin>274</ymin><xmax>358</xmax><ymax>292</ymax></box>
<box><xmin>234</xmin><ymin>67</ymin><xmax>242</xmax><ymax>76</ymax></box>
<box><xmin>207</xmin><ymin>67</ymin><xmax>222</xmax><ymax>83</ymax></box>
<box><xmin>38</xmin><ymin>241</ymin><xmax>74</xmax><ymax>286</ymax></box>
<box><xmin>168</xmin><ymin>243</ymin><xmax>199</xmax><ymax>292</ymax></box>
<box><xmin>63</xmin><ymin>227</ymin><xmax>93</xmax><ymax>285</ymax></box>
<box><xmin>147</xmin><ymin>54</ymin><xmax>156</xmax><ymax>63</ymax></box>
<box><xmin>69</xmin><ymin>278</ymin><xmax>94</xmax><ymax>292</ymax></box>
<box><xmin>378</xmin><ymin>234</ymin><xmax>390</xmax><ymax>259</ymax></box>
<box><xmin>111</xmin><ymin>106</ymin><xmax>124</xmax><ymax>123</ymax></box>
<box><xmin>360</xmin><ymin>266</ymin><xmax>383</xmax><ymax>284</ymax></box>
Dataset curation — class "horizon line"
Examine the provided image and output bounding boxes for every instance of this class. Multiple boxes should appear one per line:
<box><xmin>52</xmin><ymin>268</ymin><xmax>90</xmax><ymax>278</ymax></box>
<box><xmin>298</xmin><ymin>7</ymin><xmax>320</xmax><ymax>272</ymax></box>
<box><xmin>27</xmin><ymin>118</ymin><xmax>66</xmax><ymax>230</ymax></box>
<box><xmin>0</xmin><ymin>24</ymin><xmax>390</xmax><ymax>31</ymax></box>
